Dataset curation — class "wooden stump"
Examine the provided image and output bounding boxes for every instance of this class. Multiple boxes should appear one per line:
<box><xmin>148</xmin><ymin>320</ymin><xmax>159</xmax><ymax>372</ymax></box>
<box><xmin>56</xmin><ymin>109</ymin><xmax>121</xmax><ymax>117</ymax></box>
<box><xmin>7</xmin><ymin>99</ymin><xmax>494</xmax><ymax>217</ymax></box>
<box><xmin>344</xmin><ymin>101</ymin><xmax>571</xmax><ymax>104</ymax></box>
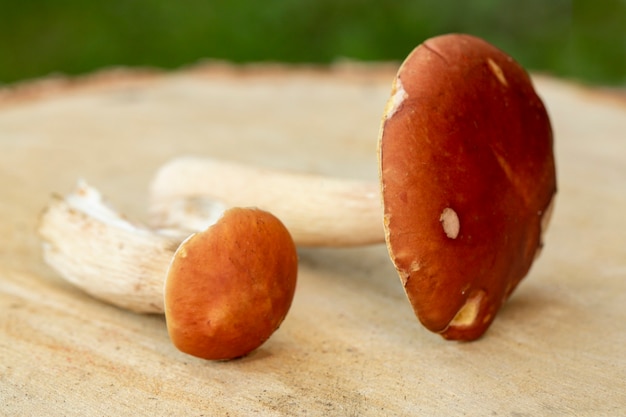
<box><xmin>1</xmin><ymin>63</ymin><xmax>625</xmax><ymax>415</ymax></box>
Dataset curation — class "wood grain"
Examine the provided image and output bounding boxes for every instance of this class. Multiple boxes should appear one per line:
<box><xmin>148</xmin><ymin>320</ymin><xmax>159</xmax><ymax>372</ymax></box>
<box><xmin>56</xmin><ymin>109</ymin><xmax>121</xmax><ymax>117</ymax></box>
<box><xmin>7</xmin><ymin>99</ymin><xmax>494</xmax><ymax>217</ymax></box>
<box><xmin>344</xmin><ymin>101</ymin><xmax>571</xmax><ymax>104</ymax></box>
<box><xmin>1</xmin><ymin>64</ymin><xmax>625</xmax><ymax>416</ymax></box>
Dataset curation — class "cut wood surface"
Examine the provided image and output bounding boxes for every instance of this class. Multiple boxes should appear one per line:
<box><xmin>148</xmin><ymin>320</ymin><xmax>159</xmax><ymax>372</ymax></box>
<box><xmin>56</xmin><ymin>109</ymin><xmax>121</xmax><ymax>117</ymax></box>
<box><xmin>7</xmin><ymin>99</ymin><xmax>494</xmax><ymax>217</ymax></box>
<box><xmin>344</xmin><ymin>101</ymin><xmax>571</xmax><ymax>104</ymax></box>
<box><xmin>1</xmin><ymin>63</ymin><xmax>625</xmax><ymax>416</ymax></box>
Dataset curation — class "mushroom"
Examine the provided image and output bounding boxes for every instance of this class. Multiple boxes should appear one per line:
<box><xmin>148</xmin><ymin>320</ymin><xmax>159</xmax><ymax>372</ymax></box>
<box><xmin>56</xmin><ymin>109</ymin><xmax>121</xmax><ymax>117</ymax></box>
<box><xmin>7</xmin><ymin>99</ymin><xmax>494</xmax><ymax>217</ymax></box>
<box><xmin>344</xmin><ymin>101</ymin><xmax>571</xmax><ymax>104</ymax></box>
<box><xmin>148</xmin><ymin>34</ymin><xmax>557</xmax><ymax>340</ymax></box>
<box><xmin>379</xmin><ymin>34</ymin><xmax>556</xmax><ymax>340</ymax></box>
<box><xmin>39</xmin><ymin>34</ymin><xmax>556</xmax><ymax>342</ymax></box>
<box><xmin>39</xmin><ymin>181</ymin><xmax>298</xmax><ymax>359</ymax></box>
<box><xmin>165</xmin><ymin>207</ymin><xmax>298</xmax><ymax>360</ymax></box>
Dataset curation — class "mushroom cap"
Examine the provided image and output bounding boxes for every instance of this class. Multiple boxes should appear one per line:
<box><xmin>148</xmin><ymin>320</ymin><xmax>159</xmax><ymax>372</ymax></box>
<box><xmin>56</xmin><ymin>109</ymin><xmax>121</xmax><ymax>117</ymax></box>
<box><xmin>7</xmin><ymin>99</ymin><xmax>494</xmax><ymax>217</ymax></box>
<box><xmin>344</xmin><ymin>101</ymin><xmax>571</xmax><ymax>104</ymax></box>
<box><xmin>378</xmin><ymin>33</ymin><xmax>556</xmax><ymax>341</ymax></box>
<box><xmin>164</xmin><ymin>207</ymin><xmax>298</xmax><ymax>360</ymax></box>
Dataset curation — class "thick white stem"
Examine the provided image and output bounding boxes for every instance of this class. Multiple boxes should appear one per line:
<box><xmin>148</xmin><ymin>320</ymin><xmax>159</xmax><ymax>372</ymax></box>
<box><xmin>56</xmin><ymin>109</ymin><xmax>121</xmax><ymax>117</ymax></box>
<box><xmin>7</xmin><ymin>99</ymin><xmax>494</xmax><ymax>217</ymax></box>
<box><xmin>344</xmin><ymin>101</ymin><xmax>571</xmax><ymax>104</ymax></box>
<box><xmin>39</xmin><ymin>159</ymin><xmax>384</xmax><ymax>313</ymax></box>
<box><xmin>38</xmin><ymin>181</ymin><xmax>179</xmax><ymax>313</ymax></box>
<box><xmin>149</xmin><ymin>157</ymin><xmax>384</xmax><ymax>247</ymax></box>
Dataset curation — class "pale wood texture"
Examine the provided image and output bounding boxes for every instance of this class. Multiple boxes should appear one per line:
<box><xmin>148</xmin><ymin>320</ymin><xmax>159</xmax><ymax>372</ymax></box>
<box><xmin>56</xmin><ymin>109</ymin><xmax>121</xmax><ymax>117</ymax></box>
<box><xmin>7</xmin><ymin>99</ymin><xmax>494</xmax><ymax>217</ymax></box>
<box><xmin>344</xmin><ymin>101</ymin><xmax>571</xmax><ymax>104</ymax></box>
<box><xmin>1</xmin><ymin>64</ymin><xmax>625</xmax><ymax>416</ymax></box>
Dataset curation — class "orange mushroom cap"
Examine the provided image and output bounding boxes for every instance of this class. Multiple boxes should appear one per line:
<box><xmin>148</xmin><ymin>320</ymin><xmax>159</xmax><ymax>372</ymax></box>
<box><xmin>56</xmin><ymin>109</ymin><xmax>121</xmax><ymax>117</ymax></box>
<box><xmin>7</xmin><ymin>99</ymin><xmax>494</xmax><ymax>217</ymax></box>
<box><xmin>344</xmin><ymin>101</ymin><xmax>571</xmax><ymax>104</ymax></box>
<box><xmin>379</xmin><ymin>34</ymin><xmax>556</xmax><ymax>341</ymax></box>
<box><xmin>164</xmin><ymin>207</ymin><xmax>298</xmax><ymax>360</ymax></box>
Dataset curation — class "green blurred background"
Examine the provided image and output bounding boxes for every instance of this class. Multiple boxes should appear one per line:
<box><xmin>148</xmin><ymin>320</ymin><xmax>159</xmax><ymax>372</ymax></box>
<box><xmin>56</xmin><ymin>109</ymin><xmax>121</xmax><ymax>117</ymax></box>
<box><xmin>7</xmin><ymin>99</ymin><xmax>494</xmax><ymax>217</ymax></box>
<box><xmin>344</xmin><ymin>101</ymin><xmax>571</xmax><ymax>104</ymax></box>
<box><xmin>1</xmin><ymin>0</ymin><xmax>624</xmax><ymax>86</ymax></box>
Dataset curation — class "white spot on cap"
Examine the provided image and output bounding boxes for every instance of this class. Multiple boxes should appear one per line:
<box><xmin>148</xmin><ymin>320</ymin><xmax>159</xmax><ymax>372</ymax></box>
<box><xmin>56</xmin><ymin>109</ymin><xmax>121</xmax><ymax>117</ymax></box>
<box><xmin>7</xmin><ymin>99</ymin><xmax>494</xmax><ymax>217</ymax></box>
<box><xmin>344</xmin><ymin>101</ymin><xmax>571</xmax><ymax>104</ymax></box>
<box><xmin>540</xmin><ymin>197</ymin><xmax>555</xmax><ymax>240</ymax></box>
<box><xmin>384</xmin><ymin>77</ymin><xmax>408</xmax><ymax>119</ymax></box>
<box><xmin>410</xmin><ymin>260</ymin><xmax>421</xmax><ymax>273</ymax></box>
<box><xmin>449</xmin><ymin>290</ymin><xmax>485</xmax><ymax>328</ymax></box>
<box><xmin>440</xmin><ymin>207</ymin><xmax>460</xmax><ymax>239</ymax></box>
<box><xmin>487</xmin><ymin>58</ymin><xmax>508</xmax><ymax>87</ymax></box>
<box><xmin>534</xmin><ymin>196</ymin><xmax>556</xmax><ymax>260</ymax></box>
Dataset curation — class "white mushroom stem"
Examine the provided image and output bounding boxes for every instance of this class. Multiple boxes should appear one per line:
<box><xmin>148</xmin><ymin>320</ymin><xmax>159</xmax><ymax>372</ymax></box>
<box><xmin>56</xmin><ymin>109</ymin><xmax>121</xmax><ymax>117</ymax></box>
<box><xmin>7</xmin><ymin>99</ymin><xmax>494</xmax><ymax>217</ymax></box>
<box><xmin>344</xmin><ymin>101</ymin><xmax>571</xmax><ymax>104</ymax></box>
<box><xmin>38</xmin><ymin>160</ymin><xmax>384</xmax><ymax>313</ymax></box>
<box><xmin>38</xmin><ymin>181</ymin><xmax>181</xmax><ymax>313</ymax></box>
<box><xmin>149</xmin><ymin>157</ymin><xmax>384</xmax><ymax>247</ymax></box>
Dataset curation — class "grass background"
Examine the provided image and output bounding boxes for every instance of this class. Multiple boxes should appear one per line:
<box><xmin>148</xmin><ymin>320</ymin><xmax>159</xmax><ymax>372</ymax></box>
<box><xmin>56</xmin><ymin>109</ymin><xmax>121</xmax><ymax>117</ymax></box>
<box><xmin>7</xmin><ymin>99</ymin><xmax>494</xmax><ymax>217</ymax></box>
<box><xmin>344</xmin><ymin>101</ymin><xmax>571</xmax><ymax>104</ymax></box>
<box><xmin>1</xmin><ymin>0</ymin><xmax>624</xmax><ymax>86</ymax></box>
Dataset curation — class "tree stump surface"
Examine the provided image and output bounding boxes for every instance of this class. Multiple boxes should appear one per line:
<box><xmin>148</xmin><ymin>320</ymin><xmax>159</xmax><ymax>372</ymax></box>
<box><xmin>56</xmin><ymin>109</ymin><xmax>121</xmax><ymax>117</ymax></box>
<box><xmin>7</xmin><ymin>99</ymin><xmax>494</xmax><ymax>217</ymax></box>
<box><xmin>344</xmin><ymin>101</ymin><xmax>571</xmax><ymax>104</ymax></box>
<box><xmin>1</xmin><ymin>63</ymin><xmax>625</xmax><ymax>416</ymax></box>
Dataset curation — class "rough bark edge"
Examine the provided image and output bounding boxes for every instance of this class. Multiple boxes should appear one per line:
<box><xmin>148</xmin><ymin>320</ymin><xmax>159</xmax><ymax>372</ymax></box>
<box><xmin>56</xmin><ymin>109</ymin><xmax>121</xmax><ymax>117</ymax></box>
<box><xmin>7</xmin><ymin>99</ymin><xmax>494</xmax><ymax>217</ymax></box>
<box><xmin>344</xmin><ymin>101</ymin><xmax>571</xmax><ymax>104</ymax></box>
<box><xmin>0</xmin><ymin>61</ymin><xmax>400</xmax><ymax>108</ymax></box>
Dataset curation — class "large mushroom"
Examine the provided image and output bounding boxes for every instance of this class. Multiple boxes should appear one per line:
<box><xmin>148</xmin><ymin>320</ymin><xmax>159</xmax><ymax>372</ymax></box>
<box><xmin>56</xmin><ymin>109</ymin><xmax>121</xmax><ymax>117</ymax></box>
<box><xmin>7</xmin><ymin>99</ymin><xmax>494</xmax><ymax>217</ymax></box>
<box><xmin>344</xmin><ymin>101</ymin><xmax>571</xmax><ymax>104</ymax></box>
<box><xmin>149</xmin><ymin>34</ymin><xmax>557</xmax><ymax>341</ymax></box>
<box><xmin>378</xmin><ymin>34</ymin><xmax>556</xmax><ymax>340</ymax></box>
<box><xmin>39</xmin><ymin>34</ymin><xmax>556</xmax><ymax>342</ymax></box>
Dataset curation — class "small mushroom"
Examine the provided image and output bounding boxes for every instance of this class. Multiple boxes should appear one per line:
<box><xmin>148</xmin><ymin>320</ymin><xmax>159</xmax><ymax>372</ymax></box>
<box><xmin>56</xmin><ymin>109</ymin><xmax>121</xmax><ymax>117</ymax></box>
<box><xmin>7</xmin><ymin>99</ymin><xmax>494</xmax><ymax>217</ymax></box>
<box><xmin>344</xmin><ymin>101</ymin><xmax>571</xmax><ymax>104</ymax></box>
<box><xmin>38</xmin><ymin>181</ymin><xmax>298</xmax><ymax>359</ymax></box>
<box><xmin>165</xmin><ymin>207</ymin><xmax>297</xmax><ymax>360</ymax></box>
<box><xmin>148</xmin><ymin>34</ymin><xmax>557</xmax><ymax>341</ymax></box>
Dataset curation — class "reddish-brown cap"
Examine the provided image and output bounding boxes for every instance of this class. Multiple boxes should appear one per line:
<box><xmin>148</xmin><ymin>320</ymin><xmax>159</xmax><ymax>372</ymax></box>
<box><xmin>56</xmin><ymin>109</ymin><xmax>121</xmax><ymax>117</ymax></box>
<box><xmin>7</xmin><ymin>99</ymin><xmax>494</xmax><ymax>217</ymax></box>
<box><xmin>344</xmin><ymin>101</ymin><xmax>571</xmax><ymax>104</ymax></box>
<box><xmin>378</xmin><ymin>34</ymin><xmax>556</xmax><ymax>341</ymax></box>
<box><xmin>164</xmin><ymin>207</ymin><xmax>298</xmax><ymax>360</ymax></box>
